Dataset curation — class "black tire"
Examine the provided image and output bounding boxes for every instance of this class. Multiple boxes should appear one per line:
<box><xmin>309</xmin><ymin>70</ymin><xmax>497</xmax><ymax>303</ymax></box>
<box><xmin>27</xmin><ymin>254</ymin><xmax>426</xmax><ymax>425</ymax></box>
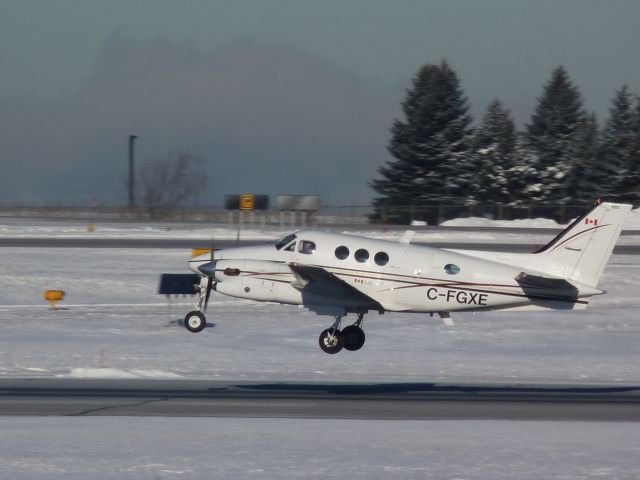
<box><xmin>184</xmin><ymin>311</ymin><xmax>206</xmax><ymax>333</ymax></box>
<box><xmin>342</xmin><ymin>325</ymin><xmax>366</xmax><ymax>351</ymax></box>
<box><xmin>318</xmin><ymin>329</ymin><xmax>344</xmax><ymax>354</ymax></box>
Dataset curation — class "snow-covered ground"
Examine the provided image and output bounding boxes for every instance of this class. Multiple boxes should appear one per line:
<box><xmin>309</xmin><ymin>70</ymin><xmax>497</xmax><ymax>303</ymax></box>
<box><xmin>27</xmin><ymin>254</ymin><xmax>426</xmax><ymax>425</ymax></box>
<box><xmin>1</xmin><ymin>219</ymin><xmax>639</xmax><ymax>479</ymax></box>
<box><xmin>0</xmin><ymin>246</ymin><xmax>639</xmax><ymax>382</ymax></box>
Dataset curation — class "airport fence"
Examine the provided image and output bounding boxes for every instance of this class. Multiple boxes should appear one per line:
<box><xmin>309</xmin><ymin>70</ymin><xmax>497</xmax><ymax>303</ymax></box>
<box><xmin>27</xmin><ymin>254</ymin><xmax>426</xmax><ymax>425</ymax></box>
<box><xmin>0</xmin><ymin>202</ymin><xmax>594</xmax><ymax>227</ymax></box>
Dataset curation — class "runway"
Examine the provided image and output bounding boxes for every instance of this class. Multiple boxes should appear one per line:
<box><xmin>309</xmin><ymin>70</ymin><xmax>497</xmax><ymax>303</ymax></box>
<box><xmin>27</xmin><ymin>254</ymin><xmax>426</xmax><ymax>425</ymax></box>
<box><xmin>1</xmin><ymin>379</ymin><xmax>639</xmax><ymax>421</ymax></box>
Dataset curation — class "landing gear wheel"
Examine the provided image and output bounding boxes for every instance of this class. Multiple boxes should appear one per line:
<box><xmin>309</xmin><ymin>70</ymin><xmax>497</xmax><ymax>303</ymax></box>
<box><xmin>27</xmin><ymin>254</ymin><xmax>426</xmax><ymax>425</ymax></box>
<box><xmin>342</xmin><ymin>325</ymin><xmax>366</xmax><ymax>351</ymax></box>
<box><xmin>184</xmin><ymin>311</ymin><xmax>206</xmax><ymax>333</ymax></box>
<box><xmin>319</xmin><ymin>329</ymin><xmax>344</xmax><ymax>354</ymax></box>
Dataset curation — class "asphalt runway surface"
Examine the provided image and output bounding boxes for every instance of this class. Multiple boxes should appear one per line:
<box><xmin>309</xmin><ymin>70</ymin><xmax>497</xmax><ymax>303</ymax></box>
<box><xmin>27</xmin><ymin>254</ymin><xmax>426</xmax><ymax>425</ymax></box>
<box><xmin>1</xmin><ymin>379</ymin><xmax>639</xmax><ymax>421</ymax></box>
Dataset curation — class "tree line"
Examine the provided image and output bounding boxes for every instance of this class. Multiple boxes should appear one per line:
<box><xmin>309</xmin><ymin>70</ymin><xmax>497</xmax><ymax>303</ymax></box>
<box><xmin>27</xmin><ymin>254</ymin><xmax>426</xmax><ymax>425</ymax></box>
<box><xmin>371</xmin><ymin>61</ymin><xmax>640</xmax><ymax>222</ymax></box>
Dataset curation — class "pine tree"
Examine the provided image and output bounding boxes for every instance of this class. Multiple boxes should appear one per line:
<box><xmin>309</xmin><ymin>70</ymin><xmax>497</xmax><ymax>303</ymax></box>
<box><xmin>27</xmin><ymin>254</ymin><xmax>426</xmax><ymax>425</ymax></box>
<box><xmin>564</xmin><ymin>113</ymin><xmax>602</xmax><ymax>203</ymax></box>
<box><xmin>525</xmin><ymin>66</ymin><xmax>586</xmax><ymax>203</ymax></box>
<box><xmin>505</xmin><ymin>138</ymin><xmax>544</xmax><ymax>206</ymax></box>
<box><xmin>468</xmin><ymin>100</ymin><xmax>517</xmax><ymax>204</ymax></box>
<box><xmin>371</xmin><ymin>60</ymin><xmax>473</xmax><ymax>223</ymax></box>
<box><xmin>617</xmin><ymin>98</ymin><xmax>640</xmax><ymax>204</ymax></box>
<box><xmin>600</xmin><ymin>86</ymin><xmax>640</xmax><ymax>203</ymax></box>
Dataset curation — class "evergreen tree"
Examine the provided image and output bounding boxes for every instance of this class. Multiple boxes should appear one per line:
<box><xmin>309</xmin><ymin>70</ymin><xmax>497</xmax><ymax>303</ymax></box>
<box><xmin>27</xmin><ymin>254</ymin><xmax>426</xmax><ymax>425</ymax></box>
<box><xmin>371</xmin><ymin>60</ymin><xmax>473</xmax><ymax>223</ymax></box>
<box><xmin>525</xmin><ymin>66</ymin><xmax>586</xmax><ymax>203</ymax></box>
<box><xmin>600</xmin><ymin>86</ymin><xmax>640</xmax><ymax>203</ymax></box>
<box><xmin>505</xmin><ymin>139</ymin><xmax>543</xmax><ymax>206</ymax></box>
<box><xmin>468</xmin><ymin>100</ymin><xmax>517</xmax><ymax>204</ymax></box>
<box><xmin>564</xmin><ymin>113</ymin><xmax>602</xmax><ymax>203</ymax></box>
<box><xmin>617</xmin><ymin>98</ymin><xmax>640</xmax><ymax>204</ymax></box>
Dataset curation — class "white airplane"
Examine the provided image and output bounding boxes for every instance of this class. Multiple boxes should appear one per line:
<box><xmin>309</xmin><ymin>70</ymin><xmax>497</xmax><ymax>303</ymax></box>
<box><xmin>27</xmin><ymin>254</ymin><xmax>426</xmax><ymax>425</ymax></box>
<box><xmin>181</xmin><ymin>200</ymin><xmax>631</xmax><ymax>354</ymax></box>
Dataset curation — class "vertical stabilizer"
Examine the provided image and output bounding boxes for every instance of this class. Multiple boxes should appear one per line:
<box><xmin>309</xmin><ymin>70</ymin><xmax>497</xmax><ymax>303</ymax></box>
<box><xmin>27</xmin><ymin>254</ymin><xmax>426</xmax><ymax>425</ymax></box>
<box><xmin>535</xmin><ymin>200</ymin><xmax>632</xmax><ymax>287</ymax></box>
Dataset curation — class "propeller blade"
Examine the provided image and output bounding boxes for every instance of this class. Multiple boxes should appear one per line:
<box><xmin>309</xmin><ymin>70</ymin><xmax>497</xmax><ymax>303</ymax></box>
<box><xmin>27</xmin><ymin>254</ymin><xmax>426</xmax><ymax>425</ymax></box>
<box><xmin>196</xmin><ymin>229</ymin><xmax>217</xmax><ymax>277</ymax></box>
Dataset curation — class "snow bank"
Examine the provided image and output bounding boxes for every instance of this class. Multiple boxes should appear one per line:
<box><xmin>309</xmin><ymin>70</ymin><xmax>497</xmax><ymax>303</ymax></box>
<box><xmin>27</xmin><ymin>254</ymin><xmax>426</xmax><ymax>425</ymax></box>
<box><xmin>442</xmin><ymin>216</ymin><xmax>562</xmax><ymax>228</ymax></box>
<box><xmin>444</xmin><ymin>207</ymin><xmax>640</xmax><ymax>229</ymax></box>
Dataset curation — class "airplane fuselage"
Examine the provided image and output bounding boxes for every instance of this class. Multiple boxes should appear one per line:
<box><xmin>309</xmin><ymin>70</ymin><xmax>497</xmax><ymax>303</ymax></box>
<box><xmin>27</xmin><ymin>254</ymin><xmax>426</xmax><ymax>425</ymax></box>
<box><xmin>177</xmin><ymin>201</ymin><xmax>630</xmax><ymax>353</ymax></box>
<box><xmin>189</xmin><ymin>230</ymin><xmax>594</xmax><ymax>315</ymax></box>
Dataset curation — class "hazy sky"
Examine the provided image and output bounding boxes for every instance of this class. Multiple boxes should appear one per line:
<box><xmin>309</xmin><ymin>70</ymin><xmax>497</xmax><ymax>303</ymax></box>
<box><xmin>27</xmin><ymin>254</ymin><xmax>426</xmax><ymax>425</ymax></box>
<box><xmin>1</xmin><ymin>0</ymin><xmax>639</xmax><ymax>205</ymax></box>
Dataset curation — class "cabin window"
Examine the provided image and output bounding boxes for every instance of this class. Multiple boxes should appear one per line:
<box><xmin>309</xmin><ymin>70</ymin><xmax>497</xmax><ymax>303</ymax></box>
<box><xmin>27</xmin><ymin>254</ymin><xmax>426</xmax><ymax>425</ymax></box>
<box><xmin>299</xmin><ymin>240</ymin><xmax>316</xmax><ymax>255</ymax></box>
<box><xmin>335</xmin><ymin>246</ymin><xmax>349</xmax><ymax>260</ymax></box>
<box><xmin>444</xmin><ymin>264</ymin><xmax>460</xmax><ymax>275</ymax></box>
<box><xmin>355</xmin><ymin>248</ymin><xmax>369</xmax><ymax>263</ymax></box>
<box><xmin>374</xmin><ymin>251</ymin><xmax>389</xmax><ymax>266</ymax></box>
<box><xmin>284</xmin><ymin>242</ymin><xmax>296</xmax><ymax>252</ymax></box>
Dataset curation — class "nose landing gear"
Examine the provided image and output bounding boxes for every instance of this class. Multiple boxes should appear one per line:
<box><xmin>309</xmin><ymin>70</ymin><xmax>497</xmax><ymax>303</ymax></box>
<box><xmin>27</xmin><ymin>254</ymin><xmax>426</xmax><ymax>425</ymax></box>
<box><xmin>184</xmin><ymin>276</ymin><xmax>213</xmax><ymax>333</ymax></box>
<box><xmin>184</xmin><ymin>311</ymin><xmax>206</xmax><ymax>333</ymax></box>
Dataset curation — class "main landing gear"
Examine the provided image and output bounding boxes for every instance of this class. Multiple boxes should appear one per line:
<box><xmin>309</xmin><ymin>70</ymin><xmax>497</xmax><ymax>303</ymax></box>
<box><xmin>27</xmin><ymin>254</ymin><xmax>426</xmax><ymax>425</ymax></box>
<box><xmin>318</xmin><ymin>313</ymin><xmax>366</xmax><ymax>354</ymax></box>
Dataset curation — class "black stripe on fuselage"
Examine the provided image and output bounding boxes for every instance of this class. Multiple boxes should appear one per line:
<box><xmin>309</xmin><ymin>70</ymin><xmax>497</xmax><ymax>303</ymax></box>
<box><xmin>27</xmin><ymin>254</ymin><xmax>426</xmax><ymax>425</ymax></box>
<box><xmin>225</xmin><ymin>265</ymin><xmax>586</xmax><ymax>306</ymax></box>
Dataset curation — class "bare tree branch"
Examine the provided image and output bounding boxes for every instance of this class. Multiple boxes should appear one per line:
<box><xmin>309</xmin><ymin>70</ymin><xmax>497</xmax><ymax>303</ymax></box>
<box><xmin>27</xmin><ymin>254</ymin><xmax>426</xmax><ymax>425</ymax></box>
<box><xmin>139</xmin><ymin>151</ymin><xmax>207</xmax><ymax>217</ymax></box>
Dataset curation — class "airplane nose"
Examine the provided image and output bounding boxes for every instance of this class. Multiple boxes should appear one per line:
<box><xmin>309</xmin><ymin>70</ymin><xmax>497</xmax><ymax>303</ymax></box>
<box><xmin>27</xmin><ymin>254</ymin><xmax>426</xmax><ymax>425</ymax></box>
<box><xmin>198</xmin><ymin>261</ymin><xmax>216</xmax><ymax>277</ymax></box>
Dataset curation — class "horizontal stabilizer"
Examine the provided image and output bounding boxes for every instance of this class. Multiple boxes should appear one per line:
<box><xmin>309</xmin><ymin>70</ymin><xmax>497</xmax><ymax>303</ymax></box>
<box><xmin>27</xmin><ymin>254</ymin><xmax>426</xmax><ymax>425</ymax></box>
<box><xmin>516</xmin><ymin>272</ymin><xmax>602</xmax><ymax>298</ymax></box>
<box><xmin>515</xmin><ymin>272</ymin><xmax>576</xmax><ymax>290</ymax></box>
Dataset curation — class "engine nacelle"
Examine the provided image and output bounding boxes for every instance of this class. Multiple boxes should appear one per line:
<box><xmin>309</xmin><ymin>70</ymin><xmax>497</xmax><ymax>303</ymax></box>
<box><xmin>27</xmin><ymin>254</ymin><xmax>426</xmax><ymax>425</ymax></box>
<box><xmin>214</xmin><ymin>259</ymin><xmax>296</xmax><ymax>303</ymax></box>
<box><xmin>214</xmin><ymin>275</ymin><xmax>247</xmax><ymax>299</ymax></box>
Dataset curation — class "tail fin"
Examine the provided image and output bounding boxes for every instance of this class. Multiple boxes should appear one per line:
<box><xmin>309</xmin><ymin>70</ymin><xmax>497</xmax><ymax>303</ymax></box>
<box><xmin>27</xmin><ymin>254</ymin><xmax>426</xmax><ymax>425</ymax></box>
<box><xmin>535</xmin><ymin>200</ymin><xmax>632</xmax><ymax>287</ymax></box>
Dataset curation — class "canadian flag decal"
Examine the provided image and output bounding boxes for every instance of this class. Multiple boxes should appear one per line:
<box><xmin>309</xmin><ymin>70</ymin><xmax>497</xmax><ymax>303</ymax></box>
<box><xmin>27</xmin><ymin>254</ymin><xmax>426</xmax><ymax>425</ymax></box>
<box><xmin>585</xmin><ymin>217</ymin><xmax>598</xmax><ymax>226</ymax></box>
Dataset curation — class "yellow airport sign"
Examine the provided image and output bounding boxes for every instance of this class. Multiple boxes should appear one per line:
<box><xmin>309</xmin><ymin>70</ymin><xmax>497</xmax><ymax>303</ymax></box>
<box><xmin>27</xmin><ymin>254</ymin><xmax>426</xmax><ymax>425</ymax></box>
<box><xmin>240</xmin><ymin>194</ymin><xmax>255</xmax><ymax>210</ymax></box>
<box><xmin>44</xmin><ymin>290</ymin><xmax>65</xmax><ymax>310</ymax></box>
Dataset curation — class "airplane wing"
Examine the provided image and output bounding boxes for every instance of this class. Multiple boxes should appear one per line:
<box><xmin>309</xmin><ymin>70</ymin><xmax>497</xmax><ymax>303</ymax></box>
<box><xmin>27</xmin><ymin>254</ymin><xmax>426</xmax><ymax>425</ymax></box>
<box><xmin>288</xmin><ymin>263</ymin><xmax>383</xmax><ymax>310</ymax></box>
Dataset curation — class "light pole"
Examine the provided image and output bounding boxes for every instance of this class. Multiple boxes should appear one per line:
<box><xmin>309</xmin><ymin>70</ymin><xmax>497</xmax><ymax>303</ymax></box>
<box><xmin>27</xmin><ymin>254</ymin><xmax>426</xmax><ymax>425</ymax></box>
<box><xmin>128</xmin><ymin>135</ymin><xmax>138</xmax><ymax>208</ymax></box>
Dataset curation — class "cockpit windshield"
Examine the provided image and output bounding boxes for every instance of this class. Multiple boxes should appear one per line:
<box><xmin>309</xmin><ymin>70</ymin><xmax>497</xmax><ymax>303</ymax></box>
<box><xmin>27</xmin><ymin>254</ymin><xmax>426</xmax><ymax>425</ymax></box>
<box><xmin>275</xmin><ymin>233</ymin><xmax>297</xmax><ymax>250</ymax></box>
